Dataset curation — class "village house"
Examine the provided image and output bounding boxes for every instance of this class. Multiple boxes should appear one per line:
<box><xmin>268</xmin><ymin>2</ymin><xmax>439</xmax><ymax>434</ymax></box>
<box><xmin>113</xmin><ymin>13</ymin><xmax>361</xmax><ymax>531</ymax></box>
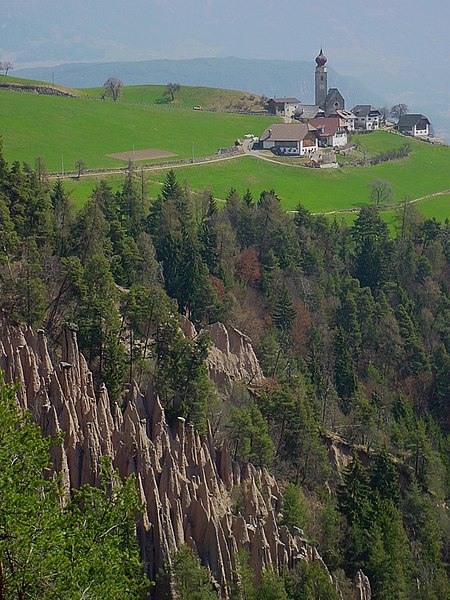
<box><xmin>260</xmin><ymin>123</ymin><xmax>319</xmax><ymax>155</ymax></box>
<box><xmin>330</xmin><ymin>109</ymin><xmax>356</xmax><ymax>131</ymax></box>
<box><xmin>396</xmin><ymin>114</ymin><xmax>431</xmax><ymax>138</ymax></box>
<box><xmin>267</xmin><ymin>97</ymin><xmax>300</xmax><ymax>117</ymax></box>
<box><xmin>352</xmin><ymin>105</ymin><xmax>382</xmax><ymax>131</ymax></box>
<box><xmin>309</xmin><ymin>117</ymin><xmax>349</xmax><ymax>147</ymax></box>
<box><xmin>294</xmin><ymin>105</ymin><xmax>323</xmax><ymax>121</ymax></box>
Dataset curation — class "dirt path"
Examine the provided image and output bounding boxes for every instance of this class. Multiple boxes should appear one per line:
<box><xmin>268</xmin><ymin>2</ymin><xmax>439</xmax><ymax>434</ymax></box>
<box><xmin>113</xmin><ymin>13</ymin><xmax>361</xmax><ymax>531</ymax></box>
<box><xmin>49</xmin><ymin>149</ymin><xmax>247</xmax><ymax>181</ymax></box>
<box><xmin>315</xmin><ymin>189</ymin><xmax>450</xmax><ymax>216</ymax></box>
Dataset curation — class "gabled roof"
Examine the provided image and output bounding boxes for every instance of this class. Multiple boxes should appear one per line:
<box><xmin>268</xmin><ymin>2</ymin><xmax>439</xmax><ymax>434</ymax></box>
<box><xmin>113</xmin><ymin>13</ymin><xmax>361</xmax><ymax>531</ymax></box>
<box><xmin>268</xmin><ymin>97</ymin><xmax>300</xmax><ymax>104</ymax></box>
<box><xmin>260</xmin><ymin>123</ymin><xmax>317</xmax><ymax>142</ymax></box>
<box><xmin>352</xmin><ymin>105</ymin><xmax>381</xmax><ymax>117</ymax></box>
<box><xmin>325</xmin><ymin>88</ymin><xmax>344</xmax><ymax>101</ymax></box>
<box><xmin>397</xmin><ymin>113</ymin><xmax>430</xmax><ymax>128</ymax></box>
<box><xmin>309</xmin><ymin>117</ymin><xmax>346</xmax><ymax>137</ymax></box>
<box><xmin>294</xmin><ymin>104</ymin><xmax>321</xmax><ymax>119</ymax></box>
<box><xmin>332</xmin><ymin>109</ymin><xmax>356</xmax><ymax>119</ymax></box>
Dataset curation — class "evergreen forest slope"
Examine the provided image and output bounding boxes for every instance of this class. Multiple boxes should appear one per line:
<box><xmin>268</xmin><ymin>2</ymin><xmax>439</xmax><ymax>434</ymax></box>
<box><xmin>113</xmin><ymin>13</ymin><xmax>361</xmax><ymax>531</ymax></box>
<box><xmin>0</xmin><ymin>134</ymin><xmax>448</xmax><ymax>598</ymax></box>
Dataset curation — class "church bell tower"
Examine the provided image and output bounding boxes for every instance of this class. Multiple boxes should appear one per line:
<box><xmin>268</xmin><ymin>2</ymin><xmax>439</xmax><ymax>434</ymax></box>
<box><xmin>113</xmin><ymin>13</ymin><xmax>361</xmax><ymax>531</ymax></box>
<box><xmin>315</xmin><ymin>48</ymin><xmax>328</xmax><ymax>108</ymax></box>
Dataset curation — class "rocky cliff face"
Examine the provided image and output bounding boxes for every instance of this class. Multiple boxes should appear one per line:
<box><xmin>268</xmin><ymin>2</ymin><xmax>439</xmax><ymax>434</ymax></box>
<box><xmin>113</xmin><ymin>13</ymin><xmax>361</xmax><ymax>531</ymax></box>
<box><xmin>0</xmin><ymin>320</ymin><xmax>370</xmax><ymax>599</ymax></box>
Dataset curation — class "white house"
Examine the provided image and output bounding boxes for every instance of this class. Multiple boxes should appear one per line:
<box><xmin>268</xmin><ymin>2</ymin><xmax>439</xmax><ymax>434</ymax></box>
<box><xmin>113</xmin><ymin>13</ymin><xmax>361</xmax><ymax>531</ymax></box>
<box><xmin>309</xmin><ymin>117</ymin><xmax>349</xmax><ymax>147</ymax></box>
<box><xmin>260</xmin><ymin>123</ymin><xmax>319</xmax><ymax>156</ymax></box>
<box><xmin>396</xmin><ymin>114</ymin><xmax>431</xmax><ymax>138</ymax></box>
<box><xmin>267</xmin><ymin>97</ymin><xmax>300</xmax><ymax>118</ymax></box>
<box><xmin>352</xmin><ymin>105</ymin><xmax>382</xmax><ymax>131</ymax></box>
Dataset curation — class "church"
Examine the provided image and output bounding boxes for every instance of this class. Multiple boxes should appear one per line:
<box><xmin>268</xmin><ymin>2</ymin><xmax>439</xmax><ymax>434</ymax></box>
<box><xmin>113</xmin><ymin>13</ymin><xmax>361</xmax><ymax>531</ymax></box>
<box><xmin>262</xmin><ymin>50</ymin><xmax>352</xmax><ymax>153</ymax></box>
<box><xmin>267</xmin><ymin>49</ymin><xmax>346</xmax><ymax>121</ymax></box>
<box><xmin>313</xmin><ymin>48</ymin><xmax>345</xmax><ymax>115</ymax></box>
<box><xmin>293</xmin><ymin>48</ymin><xmax>346</xmax><ymax>120</ymax></box>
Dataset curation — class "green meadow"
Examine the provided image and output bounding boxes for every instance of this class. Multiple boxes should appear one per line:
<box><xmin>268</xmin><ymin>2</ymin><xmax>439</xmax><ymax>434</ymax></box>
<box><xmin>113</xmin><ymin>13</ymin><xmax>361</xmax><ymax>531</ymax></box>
<box><xmin>0</xmin><ymin>88</ymin><xmax>274</xmax><ymax>171</ymax></box>
<box><xmin>1</xmin><ymin>78</ymin><xmax>449</xmax><ymax>221</ymax></box>
<box><xmin>143</xmin><ymin>132</ymin><xmax>450</xmax><ymax>214</ymax></box>
<box><xmin>65</xmin><ymin>152</ymin><xmax>450</xmax><ymax>222</ymax></box>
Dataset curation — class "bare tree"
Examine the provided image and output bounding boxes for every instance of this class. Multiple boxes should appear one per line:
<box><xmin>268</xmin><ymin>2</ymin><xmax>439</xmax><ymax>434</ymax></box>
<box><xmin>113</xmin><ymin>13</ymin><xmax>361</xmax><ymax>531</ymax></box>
<box><xmin>379</xmin><ymin>106</ymin><xmax>390</xmax><ymax>124</ymax></box>
<box><xmin>35</xmin><ymin>156</ymin><xmax>47</xmax><ymax>183</ymax></box>
<box><xmin>369</xmin><ymin>179</ymin><xmax>393</xmax><ymax>207</ymax></box>
<box><xmin>0</xmin><ymin>62</ymin><xmax>13</xmax><ymax>75</ymax></box>
<box><xmin>163</xmin><ymin>82</ymin><xmax>181</xmax><ymax>102</ymax></box>
<box><xmin>390</xmin><ymin>103</ymin><xmax>408</xmax><ymax>120</ymax></box>
<box><xmin>75</xmin><ymin>159</ymin><xmax>87</xmax><ymax>179</ymax></box>
<box><xmin>103</xmin><ymin>77</ymin><xmax>123</xmax><ymax>101</ymax></box>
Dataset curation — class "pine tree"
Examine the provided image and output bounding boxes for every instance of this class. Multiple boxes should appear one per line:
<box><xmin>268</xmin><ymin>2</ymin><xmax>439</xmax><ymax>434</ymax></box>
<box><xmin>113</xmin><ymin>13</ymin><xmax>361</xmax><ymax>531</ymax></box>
<box><xmin>15</xmin><ymin>237</ymin><xmax>47</xmax><ymax>327</ymax></box>
<box><xmin>116</xmin><ymin>169</ymin><xmax>144</xmax><ymax>238</ymax></box>
<box><xmin>351</xmin><ymin>205</ymin><xmax>391</xmax><ymax>290</ymax></box>
<box><xmin>333</xmin><ymin>327</ymin><xmax>358</xmax><ymax>406</ymax></box>
<box><xmin>280</xmin><ymin>483</ymin><xmax>306</xmax><ymax>530</ymax></box>
<box><xmin>370</xmin><ymin>450</ymin><xmax>400</xmax><ymax>506</ymax></box>
<box><xmin>170</xmin><ymin>546</ymin><xmax>218</xmax><ymax>600</ymax></box>
<box><xmin>271</xmin><ymin>283</ymin><xmax>296</xmax><ymax>334</ymax></box>
<box><xmin>337</xmin><ymin>455</ymin><xmax>371</xmax><ymax>527</ymax></box>
<box><xmin>256</xmin><ymin>567</ymin><xmax>287</xmax><ymax>600</ymax></box>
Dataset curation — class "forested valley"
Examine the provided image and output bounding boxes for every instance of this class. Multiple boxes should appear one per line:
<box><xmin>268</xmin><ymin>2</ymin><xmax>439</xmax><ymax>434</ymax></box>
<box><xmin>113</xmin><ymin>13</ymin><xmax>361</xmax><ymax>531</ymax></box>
<box><xmin>0</xmin><ymin>139</ymin><xmax>448</xmax><ymax>599</ymax></box>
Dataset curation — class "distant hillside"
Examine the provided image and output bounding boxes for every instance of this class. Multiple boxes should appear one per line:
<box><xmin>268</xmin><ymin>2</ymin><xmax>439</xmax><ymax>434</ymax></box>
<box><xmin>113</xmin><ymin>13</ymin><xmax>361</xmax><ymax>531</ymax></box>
<box><xmin>15</xmin><ymin>57</ymin><xmax>386</xmax><ymax>108</ymax></box>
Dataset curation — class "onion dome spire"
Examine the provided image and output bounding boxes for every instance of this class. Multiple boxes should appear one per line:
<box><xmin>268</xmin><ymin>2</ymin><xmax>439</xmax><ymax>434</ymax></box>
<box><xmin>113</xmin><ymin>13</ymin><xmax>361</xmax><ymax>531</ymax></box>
<box><xmin>315</xmin><ymin>47</ymin><xmax>327</xmax><ymax>67</ymax></box>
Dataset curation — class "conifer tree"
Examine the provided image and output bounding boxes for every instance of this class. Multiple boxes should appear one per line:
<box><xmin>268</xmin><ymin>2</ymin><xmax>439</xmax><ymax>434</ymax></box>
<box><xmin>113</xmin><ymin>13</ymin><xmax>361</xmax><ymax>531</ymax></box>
<box><xmin>333</xmin><ymin>327</ymin><xmax>358</xmax><ymax>406</ymax></box>
<box><xmin>370</xmin><ymin>450</ymin><xmax>400</xmax><ymax>506</ymax></box>
<box><xmin>170</xmin><ymin>546</ymin><xmax>218</xmax><ymax>600</ymax></box>
<box><xmin>337</xmin><ymin>455</ymin><xmax>371</xmax><ymax>527</ymax></box>
<box><xmin>271</xmin><ymin>283</ymin><xmax>296</xmax><ymax>335</ymax></box>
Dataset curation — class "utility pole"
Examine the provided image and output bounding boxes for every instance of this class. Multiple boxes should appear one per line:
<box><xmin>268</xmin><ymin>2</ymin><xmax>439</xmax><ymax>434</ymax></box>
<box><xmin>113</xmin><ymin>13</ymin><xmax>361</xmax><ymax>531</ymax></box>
<box><xmin>192</xmin><ymin>141</ymin><xmax>195</xmax><ymax>163</ymax></box>
<box><xmin>61</xmin><ymin>154</ymin><xmax>64</xmax><ymax>179</ymax></box>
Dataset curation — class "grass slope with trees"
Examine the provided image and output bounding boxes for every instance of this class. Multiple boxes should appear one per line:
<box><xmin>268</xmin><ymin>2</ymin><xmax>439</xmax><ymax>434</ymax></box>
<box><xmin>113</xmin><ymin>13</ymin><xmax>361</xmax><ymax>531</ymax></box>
<box><xmin>0</xmin><ymin>78</ymin><xmax>449</xmax><ymax>220</ymax></box>
<box><xmin>0</xmin><ymin>85</ymin><xmax>274</xmax><ymax>170</ymax></box>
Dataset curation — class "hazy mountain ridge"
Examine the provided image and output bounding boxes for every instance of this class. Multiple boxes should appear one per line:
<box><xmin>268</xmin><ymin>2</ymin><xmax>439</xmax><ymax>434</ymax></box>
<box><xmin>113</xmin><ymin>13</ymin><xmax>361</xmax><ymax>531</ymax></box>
<box><xmin>15</xmin><ymin>56</ymin><xmax>386</xmax><ymax>108</ymax></box>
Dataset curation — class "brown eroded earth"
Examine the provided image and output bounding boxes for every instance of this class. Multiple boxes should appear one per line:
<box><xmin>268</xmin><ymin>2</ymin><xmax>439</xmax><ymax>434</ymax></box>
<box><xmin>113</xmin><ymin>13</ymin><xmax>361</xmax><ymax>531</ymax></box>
<box><xmin>108</xmin><ymin>148</ymin><xmax>177</xmax><ymax>161</ymax></box>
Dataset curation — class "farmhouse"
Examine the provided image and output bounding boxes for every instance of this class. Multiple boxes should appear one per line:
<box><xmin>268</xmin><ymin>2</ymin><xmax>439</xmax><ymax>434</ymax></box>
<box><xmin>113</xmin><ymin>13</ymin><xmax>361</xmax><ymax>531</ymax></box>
<box><xmin>396</xmin><ymin>114</ymin><xmax>431</xmax><ymax>138</ymax></box>
<box><xmin>267</xmin><ymin>97</ymin><xmax>300</xmax><ymax>117</ymax></box>
<box><xmin>352</xmin><ymin>105</ymin><xmax>382</xmax><ymax>131</ymax></box>
<box><xmin>260</xmin><ymin>123</ymin><xmax>319</xmax><ymax>155</ymax></box>
<box><xmin>309</xmin><ymin>117</ymin><xmax>349</xmax><ymax>147</ymax></box>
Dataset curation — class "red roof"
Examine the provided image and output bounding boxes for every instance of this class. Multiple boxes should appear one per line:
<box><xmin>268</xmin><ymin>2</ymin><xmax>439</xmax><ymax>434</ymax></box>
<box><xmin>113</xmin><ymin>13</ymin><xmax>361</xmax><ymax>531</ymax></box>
<box><xmin>309</xmin><ymin>117</ymin><xmax>345</xmax><ymax>137</ymax></box>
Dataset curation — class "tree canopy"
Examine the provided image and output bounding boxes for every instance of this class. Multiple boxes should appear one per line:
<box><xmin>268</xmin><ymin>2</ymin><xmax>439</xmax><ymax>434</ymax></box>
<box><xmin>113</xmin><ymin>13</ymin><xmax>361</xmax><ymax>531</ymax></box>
<box><xmin>0</xmin><ymin>375</ymin><xmax>149</xmax><ymax>600</ymax></box>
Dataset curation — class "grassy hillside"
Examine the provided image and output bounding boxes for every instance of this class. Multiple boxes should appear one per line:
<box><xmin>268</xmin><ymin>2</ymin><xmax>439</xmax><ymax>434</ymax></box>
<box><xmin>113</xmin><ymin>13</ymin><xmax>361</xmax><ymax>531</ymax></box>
<box><xmin>0</xmin><ymin>88</ymin><xmax>274</xmax><ymax>171</ymax></box>
<box><xmin>1</xmin><ymin>81</ymin><xmax>449</xmax><ymax>221</ymax></box>
<box><xmin>143</xmin><ymin>133</ymin><xmax>450</xmax><ymax>213</ymax></box>
<box><xmin>15</xmin><ymin>57</ymin><xmax>386</xmax><ymax>107</ymax></box>
<box><xmin>0</xmin><ymin>74</ymin><xmax>83</xmax><ymax>96</ymax></box>
<box><xmin>82</xmin><ymin>84</ymin><xmax>265</xmax><ymax>112</ymax></box>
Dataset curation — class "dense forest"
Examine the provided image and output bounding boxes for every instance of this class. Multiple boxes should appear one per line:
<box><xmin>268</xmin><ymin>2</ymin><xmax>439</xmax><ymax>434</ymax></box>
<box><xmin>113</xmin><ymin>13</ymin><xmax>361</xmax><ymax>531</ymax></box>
<box><xmin>0</xmin><ymin>138</ymin><xmax>448</xmax><ymax>599</ymax></box>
